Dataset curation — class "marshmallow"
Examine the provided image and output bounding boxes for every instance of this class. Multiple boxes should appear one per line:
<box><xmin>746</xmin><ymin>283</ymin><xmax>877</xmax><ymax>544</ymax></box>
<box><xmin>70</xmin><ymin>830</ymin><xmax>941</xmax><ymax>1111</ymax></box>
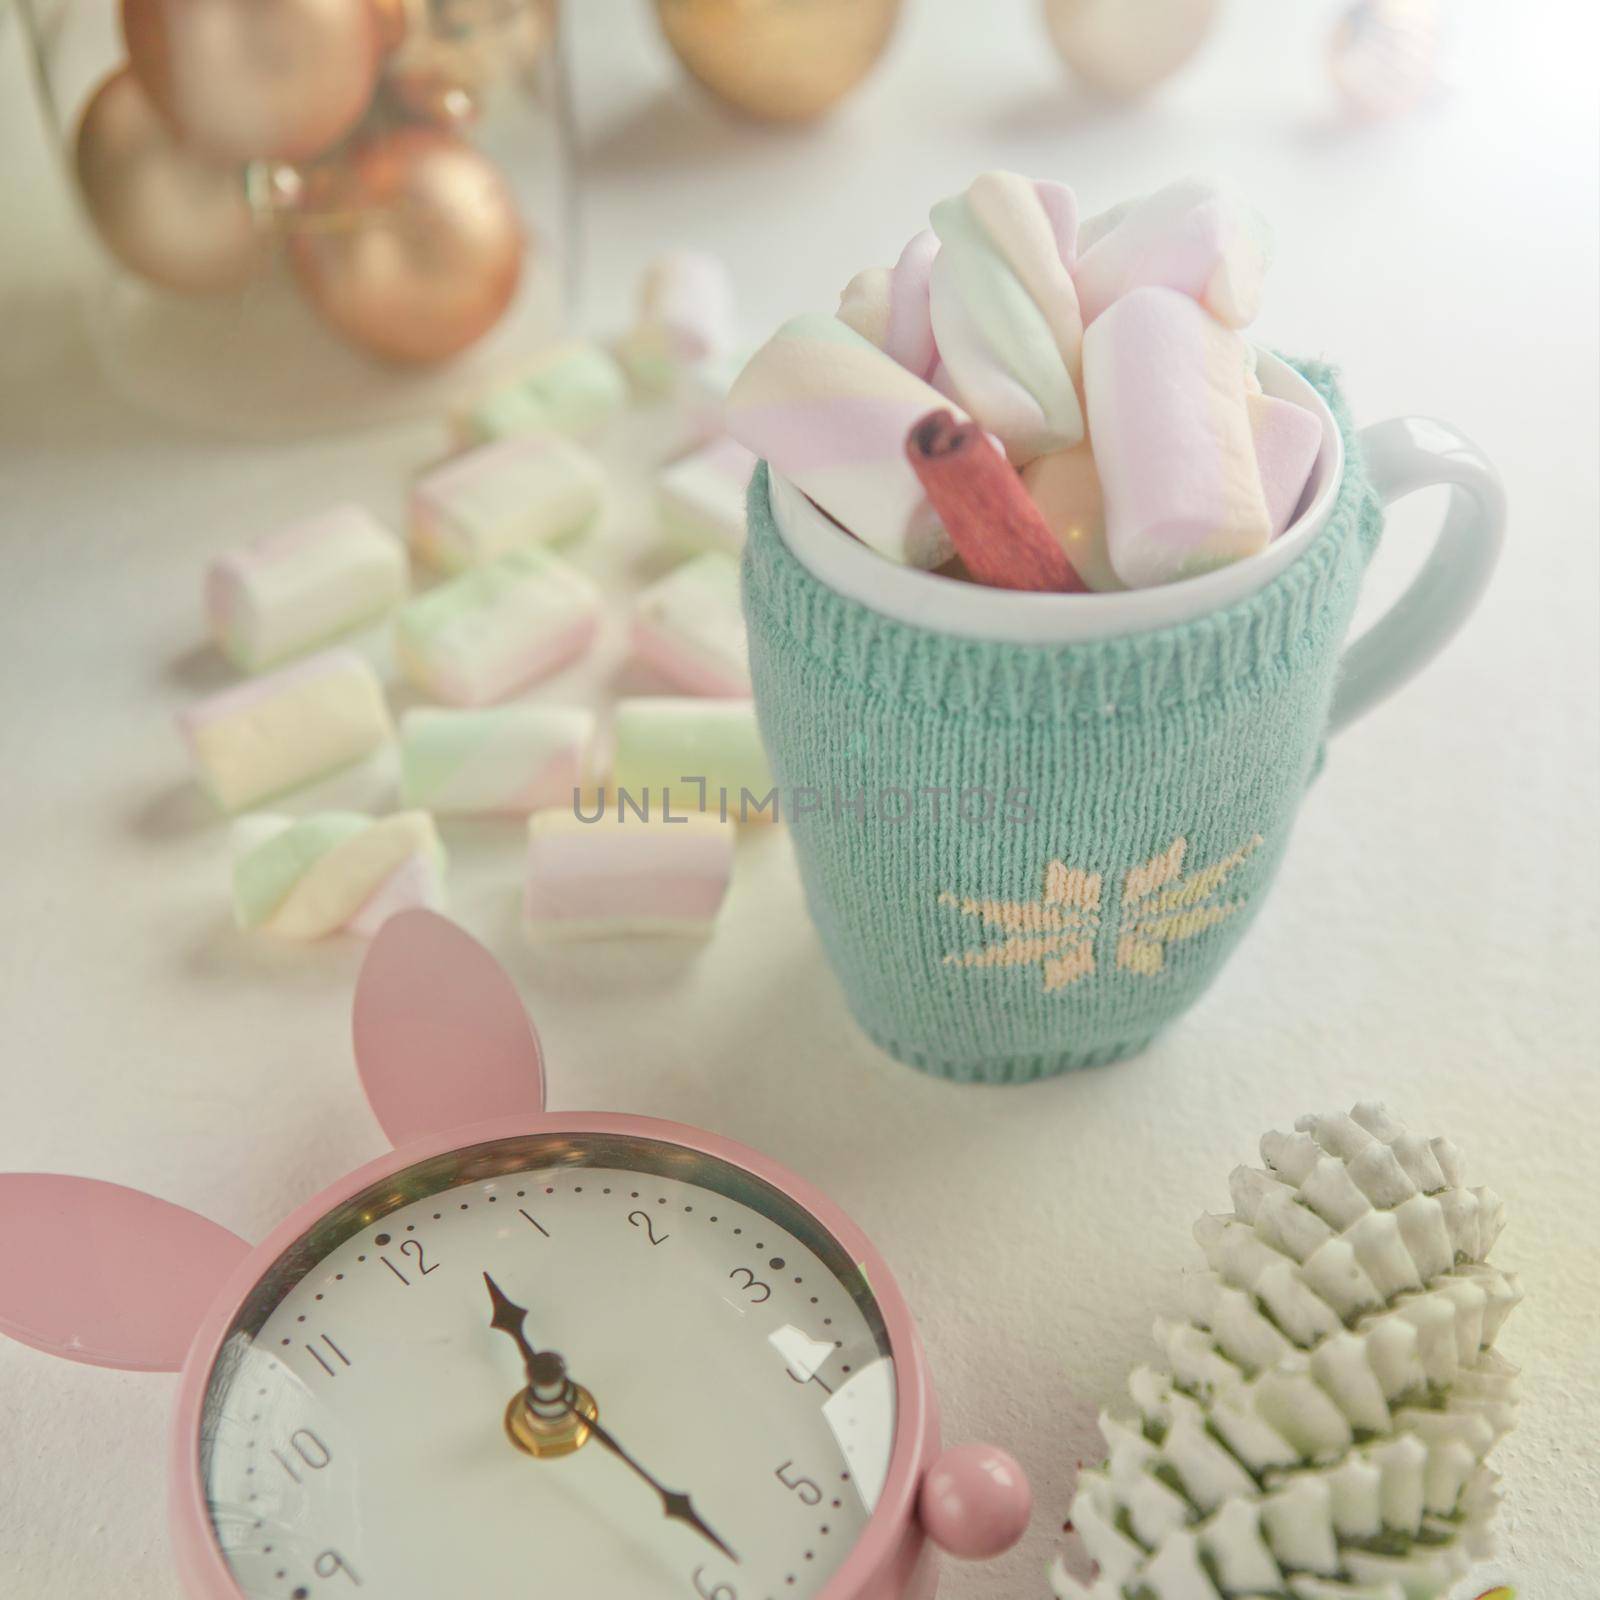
<box><xmin>1020</xmin><ymin>444</ymin><xmax>1125</xmax><ymax>592</ymax></box>
<box><xmin>1076</xmin><ymin>196</ymin><xmax>1138</xmax><ymax>256</ymax></box>
<box><xmin>631</xmin><ymin>551</ymin><xmax>750</xmax><ymax>697</ymax></box>
<box><xmin>1083</xmin><ymin>286</ymin><xmax>1270</xmax><ymax>588</ymax></box>
<box><xmin>179</xmin><ymin>648</ymin><xmax>392</xmax><ymax>813</ymax></box>
<box><xmin>837</xmin><ymin>228</ymin><xmax>940</xmax><ymax>380</ymax></box>
<box><xmin>452</xmin><ymin>341</ymin><xmax>629</xmax><ymax>446</ymax></box>
<box><xmin>726</xmin><ymin>313</ymin><xmax>960</xmax><ymax>569</ymax></box>
<box><xmin>400</xmin><ymin>704</ymin><xmax>594</xmax><ymax>815</ymax></box>
<box><xmin>232</xmin><ymin>810</ymin><xmax>445</xmax><ymax>940</ymax></box>
<box><xmin>395</xmin><ymin>546</ymin><xmax>602</xmax><ymax>706</ymax></box>
<box><xmin>410</xmin><ymin>434</ymin><xmax>604</xmax><ymax>574</ymax></box>
<box><xmin>622</xmin><ymin>251</ymin><xmax>738</xmax><ymax>391</ymax></box>
<box><xmin>1072</xmin><ymin>176</ymin><xmax>1273</xmax><ymax>329</ymax></box>
<box><xmin>928</xmin><ymin>170</ymin><xmax>1086</xmax><ymax>464</ymax></box>
<box><xmin>655</xmin><ymin>436</ymin><xmax>757</xmax><ymax>555</ymax></box>
<box><xmin>524</xmin><ymin>809</ymin><xmax>733</xmax><ymax>939</ymax></box>
<box><xmin>1249</xmin><ymin>392</ymin><xmax>1324</xmax><ymax>537</ymax></box>
<box><xmin>611</xmin><ymin>697</ymin><xmax>774</xmax><ymax>820</ymax></box>
<box><xmin>206</xmin><ymin>505</ymin><xmax>406</xmax><ymax>673</ymax></box>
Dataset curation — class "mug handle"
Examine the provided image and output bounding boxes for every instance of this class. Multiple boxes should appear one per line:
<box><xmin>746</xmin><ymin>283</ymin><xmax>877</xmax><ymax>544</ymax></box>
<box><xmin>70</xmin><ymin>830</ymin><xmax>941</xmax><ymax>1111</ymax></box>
<box><xmin>1327</xmin><ymin>416</ymin><xmax>1506</xmax><ymax>734</ymax></box>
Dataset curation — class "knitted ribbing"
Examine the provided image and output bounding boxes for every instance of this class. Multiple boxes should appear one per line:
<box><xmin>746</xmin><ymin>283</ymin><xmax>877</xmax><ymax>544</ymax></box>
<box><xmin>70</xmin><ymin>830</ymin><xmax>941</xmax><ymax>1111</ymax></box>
<box><xmin>742</xmin><ymin>362</ymin><xmax>1383</xmax><ymax>1082</ymax></box>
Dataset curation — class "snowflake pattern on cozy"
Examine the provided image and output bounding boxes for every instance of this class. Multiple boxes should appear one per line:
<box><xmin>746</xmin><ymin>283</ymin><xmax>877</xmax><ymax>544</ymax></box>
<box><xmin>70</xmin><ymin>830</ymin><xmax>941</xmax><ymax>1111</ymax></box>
<box><xmin>939</xmin><ymin>833</ymin><xmax>1263</xmax><ymax>992</ymax></box>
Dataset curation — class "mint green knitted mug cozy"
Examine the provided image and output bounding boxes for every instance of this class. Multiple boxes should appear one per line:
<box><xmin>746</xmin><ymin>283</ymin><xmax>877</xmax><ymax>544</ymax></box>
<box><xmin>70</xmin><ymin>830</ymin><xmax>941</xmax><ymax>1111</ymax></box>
<box><xmin>740</xmin><ymin>361</ymin><xmax>1384</xmax><ymax>1084</ymax></box>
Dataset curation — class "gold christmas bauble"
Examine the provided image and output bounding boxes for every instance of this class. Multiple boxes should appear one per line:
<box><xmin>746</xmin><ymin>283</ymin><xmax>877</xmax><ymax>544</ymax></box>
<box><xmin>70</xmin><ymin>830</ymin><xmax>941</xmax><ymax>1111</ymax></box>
<box><xmin>73</xmin><ymin>66</ymin><xmax>266</xmax><ymax>295</ymax></box>
<box><xmin>1043</xmin><ymin>0</ymin><xmax>1218</xmax><ymax>99</ymax></box>
<box><xmin>122</xmin><ymin>0</ymin><xmax>384</xmax><ymax>164</ymax></box>
<box><xmin>287</xmin><ymin>125</ymin><xmax>524</xmax><ymax>364</ymax></box>
<box><xmin>654</xmin><ymin>0</ymin><xmax>900</xmax><ymax>122</ymax></box>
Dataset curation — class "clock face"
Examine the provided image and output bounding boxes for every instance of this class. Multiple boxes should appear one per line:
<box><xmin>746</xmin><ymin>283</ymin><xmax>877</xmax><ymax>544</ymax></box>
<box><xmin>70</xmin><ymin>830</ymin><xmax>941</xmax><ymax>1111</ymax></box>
<box><xmin>198</xmin><ymin>1132</ymin><xmax>898</xmax><ymax>1600</ymax></box>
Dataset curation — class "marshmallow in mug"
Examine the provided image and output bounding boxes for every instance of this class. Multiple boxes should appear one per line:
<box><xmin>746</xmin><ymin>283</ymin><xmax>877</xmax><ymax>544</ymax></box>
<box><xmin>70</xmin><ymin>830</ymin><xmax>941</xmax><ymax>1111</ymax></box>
<box><xmin>928</xmin><ymin>172</ymin><xmax>1086</xmax><ymax>464</ymax></box>
<box><xmin>232</xmin><ymin>810</ymin><xmax>445</xmax><ymax>940</ymax></box>
<box><xmin>837</xmin><ymin>228</ymin><xmax>941</xmax><ymax>381</ymax></box>
<box><xmin>726</xmin><ymin>314</ymin><xmax>960</xmax><ymax>570</ymax></box>
<box><xmin>1084</xmin><ymin>286</ymin><xmax>1271</xmax><ymax>587</ymax></box>
<box><xmin>1073</xmin><ymin>176</ymin><xmax>1274</xmax><ymax>330</ymax></box>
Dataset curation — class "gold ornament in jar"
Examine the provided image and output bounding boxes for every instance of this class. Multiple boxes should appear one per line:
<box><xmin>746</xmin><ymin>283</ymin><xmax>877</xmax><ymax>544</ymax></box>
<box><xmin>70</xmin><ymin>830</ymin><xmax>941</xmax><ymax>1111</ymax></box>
<box><xmin>121</xmin><ymin>0</ymin><xmax>385</xmax><ymax>164</ymax></box>
<box><xmin>73</xmin><ymin>65</ymin><xmax>267</xmax><ymax>294</ymax></box>
<box><xmin>287</xmin><ymin>124</ymin><xmax>525</xmax><ymax>364</ymax></box>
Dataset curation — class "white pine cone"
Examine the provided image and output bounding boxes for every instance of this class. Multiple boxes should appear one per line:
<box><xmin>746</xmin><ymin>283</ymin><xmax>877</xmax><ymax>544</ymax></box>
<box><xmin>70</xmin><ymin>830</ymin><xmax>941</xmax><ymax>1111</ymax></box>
<box><xmin>1051</xmin><ymin>1104</ymin><xmax>1520</xmax><ymax>1600</ymax></box>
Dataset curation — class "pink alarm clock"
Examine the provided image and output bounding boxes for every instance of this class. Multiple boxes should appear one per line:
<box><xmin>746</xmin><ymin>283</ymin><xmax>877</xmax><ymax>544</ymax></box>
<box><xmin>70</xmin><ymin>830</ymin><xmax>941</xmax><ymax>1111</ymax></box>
<box><xmin>0</xmin><ymin>912</ymin><xmax>1030</xmax><ymax>1599</ymax></box>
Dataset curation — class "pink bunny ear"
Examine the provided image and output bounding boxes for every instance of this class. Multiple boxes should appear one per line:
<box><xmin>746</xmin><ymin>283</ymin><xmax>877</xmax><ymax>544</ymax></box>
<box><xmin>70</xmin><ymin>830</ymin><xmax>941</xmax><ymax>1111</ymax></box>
<box><xmin>0</xmin><ymin>1175</ymin><xmax>250</xmax><ymax>1372</ymax></box>
<box><xmin>353</xmin><ymin>909</ymin><xmax>546</xmax><ymax>1149</ymax></box>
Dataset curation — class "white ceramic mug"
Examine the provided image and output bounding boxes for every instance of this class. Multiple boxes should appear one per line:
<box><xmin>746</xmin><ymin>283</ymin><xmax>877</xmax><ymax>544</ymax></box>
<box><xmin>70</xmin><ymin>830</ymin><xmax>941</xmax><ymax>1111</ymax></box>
<box><xmin>769</xmin><ymin>350</ymin><xmax>1506</xmax><ymax>733</ymax></box>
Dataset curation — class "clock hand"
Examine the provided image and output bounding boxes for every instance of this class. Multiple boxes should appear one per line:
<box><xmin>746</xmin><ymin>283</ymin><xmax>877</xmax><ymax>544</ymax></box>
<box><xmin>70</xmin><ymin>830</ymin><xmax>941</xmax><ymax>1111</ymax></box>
<box><xmin>483</xmin><ymin>1271</ymin><xmax>543</xmax><ymax>1384</ymax></box>
<box><xmin>484</xmin><ymin>1273</ymin><xmax>736</xmax><ymax>1561</ymax></box>
<box><xmin>580</xmin><ymin>1410</ymin><xmax>740</xmax><ymax>1565</ymax></box>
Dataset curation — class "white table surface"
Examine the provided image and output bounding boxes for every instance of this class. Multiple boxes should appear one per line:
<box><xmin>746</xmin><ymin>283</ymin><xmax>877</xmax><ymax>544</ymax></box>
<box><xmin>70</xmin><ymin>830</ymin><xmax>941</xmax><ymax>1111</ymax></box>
<box><xmin>2</xmin><ymin>1</ymin><xmax>1597</xmax><ymax>1595</ymax></box>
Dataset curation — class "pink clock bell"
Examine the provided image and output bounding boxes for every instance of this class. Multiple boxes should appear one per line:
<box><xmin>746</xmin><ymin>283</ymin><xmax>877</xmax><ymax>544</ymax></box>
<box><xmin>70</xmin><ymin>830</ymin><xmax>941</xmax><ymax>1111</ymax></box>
<box><xmin>0</xmin><ymin>912</ymin><xmax>1030</xmax><ymax>1598</ymax></box>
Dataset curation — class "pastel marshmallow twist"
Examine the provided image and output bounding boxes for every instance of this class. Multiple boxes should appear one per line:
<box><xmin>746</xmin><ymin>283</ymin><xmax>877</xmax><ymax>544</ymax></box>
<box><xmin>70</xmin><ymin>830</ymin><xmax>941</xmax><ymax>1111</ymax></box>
<box><xmin>231</xmin><ymin>811</ymin><xmax>446</xmax><ymax>940</ymax></box>
<box><xmin>928</xmin><ymin>171</ymin><xmax>1086</xmax><ymax>464</ymax></box>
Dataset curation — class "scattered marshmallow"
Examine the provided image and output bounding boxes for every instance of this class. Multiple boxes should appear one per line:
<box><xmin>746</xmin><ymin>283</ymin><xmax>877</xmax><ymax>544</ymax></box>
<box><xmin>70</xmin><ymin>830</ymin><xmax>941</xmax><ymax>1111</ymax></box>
<box><xmin>232</xmin><ymin>810</ymin><xmax>445</xmax><ymax>940</ymax></box>
<box><xmin>726</xmin><ymin>314</ymin><xmax>961</xmax><ymax>569</ymax></box>
<box><xmin>179</xmin><ymin>648</ymin><xmax>392</xmax><ymax>813</ymax></box>
<box><xmin>1249</xmin><ymin>392</ymin><xmax>1324</xmax><ymax>537</ymax></box>
<box><xmin>523</xmin><ymin>809</ymin><xmax>733</xmax><ymax>939</ymax></box>
<box><xmin>452</xmin><ymin>340</ymin><xmax>629</xmax><ymax>446</ymax></box>
<box><xmin>655</xmin><ymin>436</ymin><xmax>758</xmax><ymax>556</ymax></box>
<box><xmin>410</xmin><ymin>434</ymin><xmax>603</xmax><ymax>574</ymax></box>
<box><xmin>611</xmin><ymin>697</ymin><xmax>774</xmax><ymax>819</ymax></box>
<box><xmin>395</xmin><ymin>546</ymin><xmax>602</xmax><ymax>707</ymax></box>
<box><xmin>400</xmin><ymin>704</ymin><xmax>595</xmax><ymax>815</ymax></box>
<box><xmin>631</xmin><ymin>551</ymin><xmax>750</xmax><ymax>697</ymax></box>
<box><xmin>1084</xmin><ymin>286</ymin><xmax>1270</xmax><ymax>588</ymax></box>
<box><xmin>1072</xmin><ymin>176</ymin><xmax>1273</xmax><ymax>330</ymax></box>
<box><xmin>622</xmin><ymin>250</ymin><xmax>738</xmax><ymax>391</ymax></box>
<box><xmin>206</xmin><ymin>505</ymin><xmax>407</xmax><ymax>673</ymax></box>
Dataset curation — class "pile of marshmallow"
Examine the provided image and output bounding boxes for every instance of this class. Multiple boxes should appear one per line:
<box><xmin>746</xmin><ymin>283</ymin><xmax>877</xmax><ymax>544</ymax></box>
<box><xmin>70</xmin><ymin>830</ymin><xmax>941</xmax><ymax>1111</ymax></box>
<box><xmin>179</xmin><ymin>254</ymin><xmax>773</xmax><ymax>943</ymax></box>
<box><xmin>728</xmin><ymin>175</ymin><xmax>1324</xmax><ymax>592</ymax></box>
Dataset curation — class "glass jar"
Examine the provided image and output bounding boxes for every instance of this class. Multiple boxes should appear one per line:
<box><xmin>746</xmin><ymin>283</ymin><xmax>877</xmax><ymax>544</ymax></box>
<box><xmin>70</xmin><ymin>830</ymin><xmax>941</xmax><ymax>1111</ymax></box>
<box><xmin>20</xmin><ymin>0</ymin><xmax>575</xmax><ymax>436</ymax></box>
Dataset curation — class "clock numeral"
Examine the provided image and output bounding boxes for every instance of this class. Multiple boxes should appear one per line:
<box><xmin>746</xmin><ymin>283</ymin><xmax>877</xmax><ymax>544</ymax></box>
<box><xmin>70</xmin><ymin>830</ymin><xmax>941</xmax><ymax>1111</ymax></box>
<box><xmin>271</xmin><ymin>1428</ymin><xmax>331</xmax><ymax>1483</ymax></box>
<box><xmin>691</xmin><ymin>1567</ymin><xmax>737</xmax><ymax>1600</ymax></box>
<box><xmin>729</xmin><ymin>1267</ymin><xmax>771</xmax><ymax>1304</ymax></box>
<box><xmin>775</xmin><ymin>1460</ymin><xmax>823</xmax><ymax>1506</ymax></box>
<box><xmin>519</xmin><ymin>1208</ymin><xmax>550</xmax><ymax>1238</ymax></box>
<box><xmin>380</xmin><ymin>1238</ymin><xmax>440</xmax><ymax>1286</ymax></box>
<box><xmin>305</xmin><ymin>1333</ymin><xmax>351</xmax><ymax>1378</ymax></box>
<box><xmin>629</xmin><ymin>1210</ymin><xmax>670</xmax><ymax>1247</ymax></box>
<box><xmin>314</xmin><ymin>1549</ymin><xmax>362</xmax><ymax>1586</ymax></box>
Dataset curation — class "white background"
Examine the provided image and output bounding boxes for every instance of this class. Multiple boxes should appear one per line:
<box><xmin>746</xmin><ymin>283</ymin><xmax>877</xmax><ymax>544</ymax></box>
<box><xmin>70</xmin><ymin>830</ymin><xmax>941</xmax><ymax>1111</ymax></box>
<box><xmin>1</xmin><ymin>1</ymin><xmax>1597</xmax><ymax>1596</ymax></box>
